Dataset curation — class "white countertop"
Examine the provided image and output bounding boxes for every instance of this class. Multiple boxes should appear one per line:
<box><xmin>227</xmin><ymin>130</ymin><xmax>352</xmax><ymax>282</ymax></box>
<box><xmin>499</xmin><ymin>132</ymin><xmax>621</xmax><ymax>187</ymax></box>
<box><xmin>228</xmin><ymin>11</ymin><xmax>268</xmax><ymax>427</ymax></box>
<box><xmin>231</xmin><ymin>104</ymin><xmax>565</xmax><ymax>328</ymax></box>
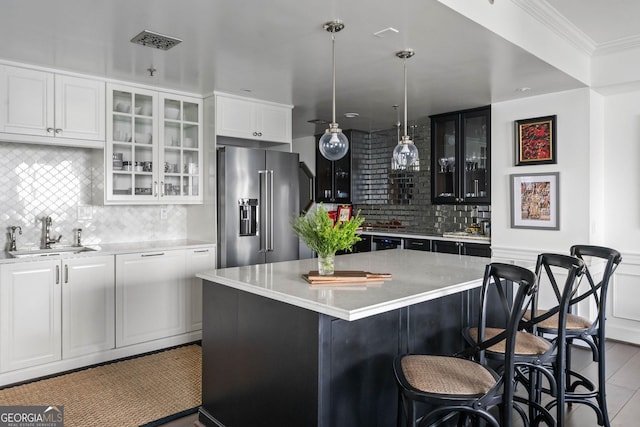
<box><xmin>197</xmin><ymin>249</ymin><xmax>489</xmax><ymax>321</ymax></box>
<box><xmin>359</xmin><ymin>230</ymin><xmax>491</xmax><ymax>243</ymax></box>
<box><xmin>0</xmin><ymin>239</ymin><xmax>215</xmax><ymax>264</ymax></box>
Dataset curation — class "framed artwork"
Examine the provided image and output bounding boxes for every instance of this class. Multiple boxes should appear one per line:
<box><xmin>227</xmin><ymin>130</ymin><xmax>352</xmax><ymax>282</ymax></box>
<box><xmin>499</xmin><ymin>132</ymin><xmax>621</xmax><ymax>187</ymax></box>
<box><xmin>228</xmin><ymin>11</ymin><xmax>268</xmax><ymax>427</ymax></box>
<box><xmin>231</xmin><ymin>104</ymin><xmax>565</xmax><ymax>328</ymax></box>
<box><xmin>515</xmin><ymin>115</ymin><xmax>556</xmax><ymax>166</ymax></box>
<box><xmin>510</xmin><ymin>172</ymin><xmax>559</xmax><ymax>230</ymax></box>
<box><xmin>337</xmin><ymin>205</ymin><xmax>352</xmax><ymax>222</ymax></box>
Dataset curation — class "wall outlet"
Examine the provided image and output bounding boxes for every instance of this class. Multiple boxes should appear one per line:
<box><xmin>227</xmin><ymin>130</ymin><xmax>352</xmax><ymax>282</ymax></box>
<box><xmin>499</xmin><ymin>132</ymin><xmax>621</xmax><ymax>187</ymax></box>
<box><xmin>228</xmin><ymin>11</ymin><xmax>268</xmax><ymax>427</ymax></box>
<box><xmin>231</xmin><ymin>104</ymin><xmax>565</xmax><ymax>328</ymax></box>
<box><xmin>77</xmin><ymin>205</ymin><xmax>92</xmax><ymax>220</ymax></box>
<box><xmin>160</xmin><ymin>207</ymin><xmax>168</xmax><ymax>220</ymax></box>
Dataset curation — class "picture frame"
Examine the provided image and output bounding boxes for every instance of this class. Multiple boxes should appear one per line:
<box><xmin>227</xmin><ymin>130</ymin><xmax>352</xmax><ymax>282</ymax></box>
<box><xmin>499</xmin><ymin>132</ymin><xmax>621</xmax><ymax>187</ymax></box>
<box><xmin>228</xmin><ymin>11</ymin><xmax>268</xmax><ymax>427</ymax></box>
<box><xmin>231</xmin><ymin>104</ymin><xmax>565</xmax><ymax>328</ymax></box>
<box><xmin>514</xmin><ymin>115</ymin><xmax>557</xmax><ymax>166</ymax></box>
<box><xmin>510</xmin><ymin>172</ymin><xmax>559</xmax><ymax>230</ymax></box>
<box><xmin>337</xmin><ymin>205</ymin><xmax>352</xmax><ymax>222</ymax></box>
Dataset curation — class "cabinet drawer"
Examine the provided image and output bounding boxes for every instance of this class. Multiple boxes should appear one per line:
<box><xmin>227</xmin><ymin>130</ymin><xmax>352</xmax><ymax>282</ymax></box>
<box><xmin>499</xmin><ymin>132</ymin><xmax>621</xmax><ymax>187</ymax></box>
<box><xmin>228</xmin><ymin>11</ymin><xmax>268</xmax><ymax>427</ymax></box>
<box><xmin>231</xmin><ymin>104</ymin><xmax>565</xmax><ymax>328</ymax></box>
<box><xmin>404</xmin><ymin>238</ymin><xmax>431</xmax><ymax>251</ymax></box>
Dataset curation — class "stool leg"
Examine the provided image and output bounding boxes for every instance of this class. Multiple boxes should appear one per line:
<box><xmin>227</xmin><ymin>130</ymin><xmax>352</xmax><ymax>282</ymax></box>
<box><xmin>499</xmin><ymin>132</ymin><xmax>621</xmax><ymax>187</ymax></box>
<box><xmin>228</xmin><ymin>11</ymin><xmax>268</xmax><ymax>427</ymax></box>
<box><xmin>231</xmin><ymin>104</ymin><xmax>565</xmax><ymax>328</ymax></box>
<box><xmin>597</xmin><ymin>337</ymin><xmax>611</xmax><ymax>427</ymax></box>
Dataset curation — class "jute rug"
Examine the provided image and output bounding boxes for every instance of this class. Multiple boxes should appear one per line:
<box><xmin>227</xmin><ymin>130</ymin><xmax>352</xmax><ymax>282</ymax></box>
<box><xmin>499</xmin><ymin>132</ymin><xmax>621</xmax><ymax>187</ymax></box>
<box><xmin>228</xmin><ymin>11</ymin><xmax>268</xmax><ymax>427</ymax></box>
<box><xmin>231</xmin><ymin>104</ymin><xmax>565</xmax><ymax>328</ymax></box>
<box><xmin>0</xmin><ymin>344</ymin><xmax>201</xmax><ymax>427</ymax></box>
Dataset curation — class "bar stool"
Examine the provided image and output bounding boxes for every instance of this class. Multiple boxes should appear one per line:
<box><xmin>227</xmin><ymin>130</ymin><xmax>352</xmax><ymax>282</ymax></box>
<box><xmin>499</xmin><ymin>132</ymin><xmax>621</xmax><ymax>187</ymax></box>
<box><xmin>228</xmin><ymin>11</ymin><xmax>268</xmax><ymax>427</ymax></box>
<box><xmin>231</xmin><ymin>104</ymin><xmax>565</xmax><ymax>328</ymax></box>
<box><xmin>393</xmin><ymin>263</ymin><xmax>537</xmax><ymax>427</ymax></box>
<box><xmin>532</xmin><ymin>245</ymin><xmax>621</xmax><ymax>427</ymax></box>
<box><xmin>463</xmin><ymin>253</ymin><xmax>585</xmax><ymax>427</ymax></box>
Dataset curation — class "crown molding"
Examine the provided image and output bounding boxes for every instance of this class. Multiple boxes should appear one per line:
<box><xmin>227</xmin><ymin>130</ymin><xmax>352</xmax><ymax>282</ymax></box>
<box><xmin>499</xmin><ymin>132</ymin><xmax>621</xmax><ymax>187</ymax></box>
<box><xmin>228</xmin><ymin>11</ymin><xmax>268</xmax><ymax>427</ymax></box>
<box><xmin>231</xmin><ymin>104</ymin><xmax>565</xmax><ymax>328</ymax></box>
<box><xmin>512</xmin><ymin>0</ymin><xmax>640</xmax><ymax>57</ymax></box>
<box><xmin>510</xmin><ymin>0</ymin><xmax>596</xmax><ymax>55</ymax></box>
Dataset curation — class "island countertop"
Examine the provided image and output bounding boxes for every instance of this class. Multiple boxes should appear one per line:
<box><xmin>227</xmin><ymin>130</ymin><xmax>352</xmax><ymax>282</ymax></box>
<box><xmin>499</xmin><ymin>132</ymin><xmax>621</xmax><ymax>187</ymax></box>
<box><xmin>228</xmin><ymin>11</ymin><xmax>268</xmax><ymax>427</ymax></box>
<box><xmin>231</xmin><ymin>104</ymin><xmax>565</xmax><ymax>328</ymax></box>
<box><xmin>197</xmin><ymin>249</ymin><xmax>490</xmax><ymax>321</ymax></box>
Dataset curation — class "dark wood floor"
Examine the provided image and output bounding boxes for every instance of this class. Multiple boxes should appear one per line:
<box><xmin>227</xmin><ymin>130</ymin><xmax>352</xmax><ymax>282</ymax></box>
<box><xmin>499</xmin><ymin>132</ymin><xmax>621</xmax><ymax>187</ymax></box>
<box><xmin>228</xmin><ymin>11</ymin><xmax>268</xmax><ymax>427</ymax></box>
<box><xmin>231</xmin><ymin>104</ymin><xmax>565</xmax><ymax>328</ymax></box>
<box><xmin>161</xmin><ymin>340</ymin><xmax>640</xmax><ymax>427</ymax></box>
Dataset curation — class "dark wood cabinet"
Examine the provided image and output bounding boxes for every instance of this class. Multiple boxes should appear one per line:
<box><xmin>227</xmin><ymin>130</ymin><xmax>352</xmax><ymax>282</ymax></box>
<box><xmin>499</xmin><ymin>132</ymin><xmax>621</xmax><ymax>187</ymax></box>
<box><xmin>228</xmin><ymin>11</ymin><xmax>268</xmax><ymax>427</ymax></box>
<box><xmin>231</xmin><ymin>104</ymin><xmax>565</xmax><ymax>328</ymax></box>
<box><xmin>431</xmin><ymin>106</ymin><xmax>491</xmax><ymax>205</ymax></box>
<box><xmin>432</xmin><ymin>240</ymin><xmax>491</xmax><ymax>258</ymax></box>
<box><xmin>315</xmin><ymin>130</ymin><xmax>359</xmax><ymax>203</ymax></box>
<box><xmin>404</xmin><ymin>238</ymin><xmax>431</xmax><ymax>251</ymax></box>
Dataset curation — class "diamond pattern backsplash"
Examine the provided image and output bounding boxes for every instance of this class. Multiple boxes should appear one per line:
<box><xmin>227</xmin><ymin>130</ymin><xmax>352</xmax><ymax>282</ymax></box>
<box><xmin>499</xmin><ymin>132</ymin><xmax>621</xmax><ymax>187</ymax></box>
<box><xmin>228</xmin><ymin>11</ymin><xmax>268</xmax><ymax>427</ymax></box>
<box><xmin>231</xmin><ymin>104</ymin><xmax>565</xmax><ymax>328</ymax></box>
<box><xmin>0</xmin><ymin>142</ymin><xmax>187</xmax><ymax>250</ymax></box>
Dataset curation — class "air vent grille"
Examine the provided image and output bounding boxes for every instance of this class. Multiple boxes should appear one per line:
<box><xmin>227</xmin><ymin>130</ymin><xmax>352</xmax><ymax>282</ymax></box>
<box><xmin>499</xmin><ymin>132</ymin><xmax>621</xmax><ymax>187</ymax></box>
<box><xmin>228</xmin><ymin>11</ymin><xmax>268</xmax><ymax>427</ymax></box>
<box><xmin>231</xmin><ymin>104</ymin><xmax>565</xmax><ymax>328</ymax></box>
<box><xmin>130</xmin><ymin>30</ymin><xmax>182</xmax><ymax>51</ymax></box>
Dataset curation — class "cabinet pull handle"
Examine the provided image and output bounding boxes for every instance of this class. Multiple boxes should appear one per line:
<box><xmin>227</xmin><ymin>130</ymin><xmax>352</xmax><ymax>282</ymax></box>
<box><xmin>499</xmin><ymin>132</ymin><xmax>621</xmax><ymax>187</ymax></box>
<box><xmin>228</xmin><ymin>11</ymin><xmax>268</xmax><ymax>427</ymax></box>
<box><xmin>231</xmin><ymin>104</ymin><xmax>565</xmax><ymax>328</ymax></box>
<box><xmin>55</xmin><ymin>265</ymin><xmax>60</xmax><ymax>284</ymax></box>
<box><xmin>64</xmin><ymin>264</ymin><xmax>69</xmax><ymax>283</ymax></box>
<box><xmin>153</xmin><ymin>181</ymin><xmax>158</xmax><ymax>197</ymax></box>
<box><xmin>160</xmin><ymin>181</ymin><xmax>165</xmax><ymax>197</ymax></box>
<box><xmin>193</xmin><ymin>249</ymin><xmax>210</xmax><ymax>253</ymax></box>
<box><xmin>46</xmin><ymin>127</ymin><xmax>54</xmax><ymax>133</ymax></box>
<box><xmin>141</xmin><ymin>252</ymin><xmax>165</xmax><ymax>257</ymax></box>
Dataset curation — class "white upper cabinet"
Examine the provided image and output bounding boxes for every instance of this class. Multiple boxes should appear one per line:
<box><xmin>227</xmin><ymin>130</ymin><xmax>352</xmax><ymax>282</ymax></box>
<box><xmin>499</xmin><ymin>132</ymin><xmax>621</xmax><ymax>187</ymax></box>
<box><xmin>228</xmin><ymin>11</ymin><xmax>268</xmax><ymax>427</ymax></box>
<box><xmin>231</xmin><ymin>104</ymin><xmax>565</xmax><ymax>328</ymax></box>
<box><xmin>105</xmin><ymin>83</ymin><xmax>203</xmax><ymax>205</ymax></box>
<box><xmin>215</xmin><ymin>93</ymin><xmax>292</xmax><ymax>144</ymax></box>
<box><xmin>0</xmin><ymin>65</ymin><xmax>105</xmax><ymax>147</ymax></box>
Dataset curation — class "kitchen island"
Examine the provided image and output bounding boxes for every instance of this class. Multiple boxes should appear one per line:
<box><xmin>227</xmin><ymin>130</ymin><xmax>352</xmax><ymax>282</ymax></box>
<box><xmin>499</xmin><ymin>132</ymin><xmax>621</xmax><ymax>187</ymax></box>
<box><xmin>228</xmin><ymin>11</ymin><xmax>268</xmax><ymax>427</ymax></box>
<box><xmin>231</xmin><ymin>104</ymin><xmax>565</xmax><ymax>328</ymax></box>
<box><xmin>197</xmin><ymin>249</ymin><xmax>490</xmax><ymax>427</ymax></box>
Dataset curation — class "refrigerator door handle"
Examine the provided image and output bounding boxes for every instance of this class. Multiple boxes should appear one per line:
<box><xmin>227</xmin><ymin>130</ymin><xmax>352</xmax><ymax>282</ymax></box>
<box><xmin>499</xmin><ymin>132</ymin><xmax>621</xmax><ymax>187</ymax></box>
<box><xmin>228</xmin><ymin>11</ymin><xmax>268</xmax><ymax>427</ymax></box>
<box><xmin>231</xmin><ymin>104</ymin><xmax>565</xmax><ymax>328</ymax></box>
<box><xmin>258</xmin><ymin>170</ymin><xmax>268</xmax><ymax>253</ymax></box>
<box><xmin>267</xmin><ymin>170</ymin><xmax>274</xmax><ymax>251</ymax></box>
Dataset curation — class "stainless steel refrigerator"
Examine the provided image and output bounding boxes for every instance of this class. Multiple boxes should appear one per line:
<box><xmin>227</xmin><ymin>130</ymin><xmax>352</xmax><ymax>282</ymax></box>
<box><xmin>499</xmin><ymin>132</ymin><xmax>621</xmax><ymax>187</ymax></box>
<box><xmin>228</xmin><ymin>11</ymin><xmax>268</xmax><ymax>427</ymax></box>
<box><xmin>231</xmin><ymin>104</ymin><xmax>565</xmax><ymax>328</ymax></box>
<box><xmin>217</xmin><ymin>146</ymin><xmax>300</xmax><ymax>268</ymax></box>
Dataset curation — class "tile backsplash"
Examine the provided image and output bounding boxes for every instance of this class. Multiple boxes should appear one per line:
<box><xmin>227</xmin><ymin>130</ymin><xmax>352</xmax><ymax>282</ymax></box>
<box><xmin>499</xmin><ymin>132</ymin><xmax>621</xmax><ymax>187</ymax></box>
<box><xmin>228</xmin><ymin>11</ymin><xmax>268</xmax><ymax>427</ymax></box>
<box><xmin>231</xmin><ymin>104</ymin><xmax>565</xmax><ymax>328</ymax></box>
<box><xmin>352</xmin><ymin>116</ymin><xmax>491</xmax><ymax>235</ymax></box>
<box><xmin>0</xmin><ymin>142</ymin><xmax>187</xmax><ymax>251</ymax></box>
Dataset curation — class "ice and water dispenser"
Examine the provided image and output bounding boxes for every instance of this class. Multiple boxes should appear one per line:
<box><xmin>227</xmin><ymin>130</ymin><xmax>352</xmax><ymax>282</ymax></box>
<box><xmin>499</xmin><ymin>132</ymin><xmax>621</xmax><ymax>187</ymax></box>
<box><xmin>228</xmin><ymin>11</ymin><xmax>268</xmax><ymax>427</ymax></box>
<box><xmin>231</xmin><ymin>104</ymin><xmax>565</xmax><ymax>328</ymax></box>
<box><xmin>238</xmin><ymin>198</ymin><xmax>258</xmax><ymax>236</ymax></box>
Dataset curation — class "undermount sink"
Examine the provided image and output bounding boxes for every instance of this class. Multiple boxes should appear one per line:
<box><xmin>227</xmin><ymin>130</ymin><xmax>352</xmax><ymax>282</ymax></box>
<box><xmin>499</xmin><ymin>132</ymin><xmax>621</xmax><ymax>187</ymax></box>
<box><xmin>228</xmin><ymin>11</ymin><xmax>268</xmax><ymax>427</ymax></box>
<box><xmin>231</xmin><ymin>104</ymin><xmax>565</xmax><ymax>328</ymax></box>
<box><xmin>9</xmin><ymin>246</ymin><xmax>97</xmax><ymax>258</ymax></box>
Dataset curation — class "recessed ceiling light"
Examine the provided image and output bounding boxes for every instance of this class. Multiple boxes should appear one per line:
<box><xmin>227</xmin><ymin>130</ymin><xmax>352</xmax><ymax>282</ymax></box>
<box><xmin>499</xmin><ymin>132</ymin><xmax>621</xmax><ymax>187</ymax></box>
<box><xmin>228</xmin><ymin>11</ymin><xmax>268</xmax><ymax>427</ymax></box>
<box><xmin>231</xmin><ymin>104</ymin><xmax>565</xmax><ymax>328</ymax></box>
<box><xmin>240</xmin><ymin>88</ymin><xmax>253</xmax><ymax>93</ymax></box>
<box><xmin>344</xmin><ymin>112</ymin><xmax>359</xmax><ymax>118</ymax></box>
<box><xmin>516</xmin><ymin>87</ymin><xmax>532</xmax><ymax>92</ymax></box>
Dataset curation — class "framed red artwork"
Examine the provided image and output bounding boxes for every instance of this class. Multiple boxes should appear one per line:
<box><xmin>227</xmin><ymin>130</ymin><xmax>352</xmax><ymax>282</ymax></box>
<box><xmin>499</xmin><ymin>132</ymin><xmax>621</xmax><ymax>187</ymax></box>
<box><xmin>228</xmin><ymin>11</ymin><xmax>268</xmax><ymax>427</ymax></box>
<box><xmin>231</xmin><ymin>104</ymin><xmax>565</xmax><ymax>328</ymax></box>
<box><xmin>337</xmin><ymin>205</ymin><xmax>352</xmax><ymax>222</ymax></box>
<box><xmin>514</xmin><ymin>115</ymin><xmax>556</xmax><ymax>166</ymax></box>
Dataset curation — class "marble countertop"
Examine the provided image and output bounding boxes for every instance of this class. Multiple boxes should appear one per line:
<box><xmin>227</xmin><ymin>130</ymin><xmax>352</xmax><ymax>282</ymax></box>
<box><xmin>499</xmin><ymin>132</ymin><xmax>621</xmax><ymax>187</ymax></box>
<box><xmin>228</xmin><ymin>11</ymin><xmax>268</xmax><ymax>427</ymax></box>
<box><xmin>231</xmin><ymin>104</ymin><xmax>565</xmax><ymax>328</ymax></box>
<box><xmin>197</xmin><ymin>249</ymin><xmax>489</xmax><ymax>321</ymax></box>
<box><xmin>0</xmin><ymin>239</ymin><xmax>216</xmax><ymax>264</ymax></box>
<box><xmin>358</xmin><ymin>229</ymin><xmax>491</xmax><ymax>243</ymax></box>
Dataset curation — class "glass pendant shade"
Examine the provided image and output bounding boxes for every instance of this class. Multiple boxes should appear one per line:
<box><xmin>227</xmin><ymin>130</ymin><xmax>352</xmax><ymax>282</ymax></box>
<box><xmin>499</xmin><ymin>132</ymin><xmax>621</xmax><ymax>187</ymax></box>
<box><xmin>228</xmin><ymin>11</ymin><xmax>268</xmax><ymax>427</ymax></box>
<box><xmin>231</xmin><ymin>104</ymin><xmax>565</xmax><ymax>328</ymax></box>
<box><xmin>392</xmin><ymin>136</ymin><xmax>419</xmax><ymax>170</ymax></box>
<box><xmin>391</xmin><ymin>49</ymin><xmax>418</xmax><ymax>171</ymax></box>
<box><xmin>319</xmin><ymin>20</ymin><xmax>349</xmax><ymax>161</ymax></box>
<box><xmin>319</xmin><ymin>125</ymin><xmax>349</xmax><ymax>161</ymax></box>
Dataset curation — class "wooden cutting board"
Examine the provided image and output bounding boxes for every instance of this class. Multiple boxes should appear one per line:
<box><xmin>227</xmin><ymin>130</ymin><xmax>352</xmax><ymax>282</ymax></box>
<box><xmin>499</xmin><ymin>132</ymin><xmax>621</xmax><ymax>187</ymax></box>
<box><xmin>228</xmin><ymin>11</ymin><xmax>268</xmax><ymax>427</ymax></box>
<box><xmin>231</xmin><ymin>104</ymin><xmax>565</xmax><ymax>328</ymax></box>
<box><xmin>303</xmin><ymin>270</ymin><xmax>392</xmax><ymax>285</ymax></box>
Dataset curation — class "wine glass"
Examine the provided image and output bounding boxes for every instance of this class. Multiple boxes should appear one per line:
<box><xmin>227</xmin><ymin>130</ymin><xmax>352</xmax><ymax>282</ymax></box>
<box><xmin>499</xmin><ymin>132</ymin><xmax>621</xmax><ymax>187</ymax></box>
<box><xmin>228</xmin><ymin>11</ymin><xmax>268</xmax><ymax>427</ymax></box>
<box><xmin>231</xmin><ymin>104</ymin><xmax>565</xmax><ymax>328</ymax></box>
<box><xmin>438</xmin><ymin>157</ymin><xmax>448</xmax><ymax>172</ymax></box>
<box><xmin>447</xmin><ymin>156</ymin><xmax>455</xmax><ymax>172</ymax></box>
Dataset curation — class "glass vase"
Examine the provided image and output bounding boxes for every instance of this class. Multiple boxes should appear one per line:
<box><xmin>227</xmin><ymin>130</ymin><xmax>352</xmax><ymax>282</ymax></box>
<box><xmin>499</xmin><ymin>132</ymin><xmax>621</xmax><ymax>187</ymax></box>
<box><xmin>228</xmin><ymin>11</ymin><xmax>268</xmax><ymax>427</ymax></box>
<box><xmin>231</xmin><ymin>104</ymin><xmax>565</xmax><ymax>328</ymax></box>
<box><xmin>318</xmin><ymin>253</ymin><xmax>336</xmax><ymax>276</ymax></box>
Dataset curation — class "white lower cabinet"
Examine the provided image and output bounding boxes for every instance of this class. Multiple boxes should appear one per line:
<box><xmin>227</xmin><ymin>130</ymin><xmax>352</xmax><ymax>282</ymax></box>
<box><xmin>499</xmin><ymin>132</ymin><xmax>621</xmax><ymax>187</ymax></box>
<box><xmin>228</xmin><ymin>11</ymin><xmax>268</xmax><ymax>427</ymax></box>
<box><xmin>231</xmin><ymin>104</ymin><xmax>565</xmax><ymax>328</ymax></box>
<box><xmin>0</xmin><ymin>260</ymin><xmax>61</xmax><ymax>373</ymax></box>
<box><xmin>0</xmin><ymin>245</ymin><xmax>214</xmax><ymax>379</ymax></box>
<box><xmin>0</xmin><ymin>255</ymin><xmax>115</xmax><ymax>373</ymax></box>
<box><xmin>62</xmin><ymin>256</ymin><xmax>115</xmax><ymax>359</ymax></box>
<box><xmin>116</xmin><ymin>250</ymin><xmax>187</xmax><ymax>347</ymax></box>
<box><xmin>186</xmin><ymin>247</ymin><xmax>216</xmax><ymax>331</ymax></box>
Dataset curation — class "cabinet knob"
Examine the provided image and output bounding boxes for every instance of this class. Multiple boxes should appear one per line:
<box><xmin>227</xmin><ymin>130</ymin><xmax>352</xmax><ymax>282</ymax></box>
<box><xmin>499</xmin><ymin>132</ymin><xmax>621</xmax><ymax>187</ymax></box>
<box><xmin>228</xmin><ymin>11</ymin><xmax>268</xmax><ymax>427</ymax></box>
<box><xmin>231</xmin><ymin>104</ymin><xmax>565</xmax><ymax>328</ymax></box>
<box><xmin>257</xmin><ymin>132</ymin><xmax>262</xmax><ymax>137</ymax></box>
<box><xmin>253</xmin><ymin>131</ymin><xmax>258</xmax><ymax>136</ymax></box>
<box><xmin>46</xmin><ymin>127</ymin><xmax>54</xmax><ymax>133</ymax></box>
<box><xmin>55</xmin><ymin>128</ymin><xmax>62</xmax><ymax>134</ymax></box>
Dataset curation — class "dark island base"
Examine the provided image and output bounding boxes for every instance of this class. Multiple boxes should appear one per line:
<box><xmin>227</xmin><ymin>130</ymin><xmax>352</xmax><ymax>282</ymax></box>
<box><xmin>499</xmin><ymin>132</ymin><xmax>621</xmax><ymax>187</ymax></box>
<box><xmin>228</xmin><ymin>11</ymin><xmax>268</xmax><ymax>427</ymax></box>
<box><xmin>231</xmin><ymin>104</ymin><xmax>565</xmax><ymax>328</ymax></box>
<box><xmin>199</xmin><ymin>281</ymin><xmax>479</xmax><ymax>427</ymax></box>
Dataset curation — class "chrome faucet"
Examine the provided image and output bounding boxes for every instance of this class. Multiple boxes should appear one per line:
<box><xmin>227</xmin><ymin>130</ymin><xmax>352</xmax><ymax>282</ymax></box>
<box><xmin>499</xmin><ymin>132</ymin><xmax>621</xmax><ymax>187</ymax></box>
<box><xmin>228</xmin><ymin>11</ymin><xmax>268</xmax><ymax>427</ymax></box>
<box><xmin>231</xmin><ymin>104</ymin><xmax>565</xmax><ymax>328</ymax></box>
<box><xmin>43</xmin><ymin>216</ymin><xmax>62</xmax><ymax>249</ymax></box>
<box><xmin>8</xmin><ymin>226</ymin><xmax>22</xmax><ymax>251</ymax></box>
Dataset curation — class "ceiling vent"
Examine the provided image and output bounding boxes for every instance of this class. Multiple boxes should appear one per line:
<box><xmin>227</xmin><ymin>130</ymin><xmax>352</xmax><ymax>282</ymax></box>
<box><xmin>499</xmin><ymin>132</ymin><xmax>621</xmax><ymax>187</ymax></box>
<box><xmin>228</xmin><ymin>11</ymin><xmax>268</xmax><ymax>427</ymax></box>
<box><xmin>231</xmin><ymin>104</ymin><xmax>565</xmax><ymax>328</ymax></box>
<box><xmin>130</xmin><ymin>30</ymin><xmax>182</xmax><ymax>51</ymax></box>
<box><xmin>308</xmin><ymin>119</ymin><xmax>330</xmax><ymax>125</ymax></box>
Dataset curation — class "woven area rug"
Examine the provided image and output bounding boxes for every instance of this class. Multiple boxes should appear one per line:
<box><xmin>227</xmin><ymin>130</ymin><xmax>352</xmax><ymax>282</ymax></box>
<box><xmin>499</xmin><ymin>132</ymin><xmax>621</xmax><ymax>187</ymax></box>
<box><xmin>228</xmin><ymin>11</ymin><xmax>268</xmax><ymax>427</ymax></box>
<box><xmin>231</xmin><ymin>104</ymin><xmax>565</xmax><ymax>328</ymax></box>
<box><xmin>0</xmin><ymin>344</ymin><xmax>201</xmax><ymax>427</ymax></box>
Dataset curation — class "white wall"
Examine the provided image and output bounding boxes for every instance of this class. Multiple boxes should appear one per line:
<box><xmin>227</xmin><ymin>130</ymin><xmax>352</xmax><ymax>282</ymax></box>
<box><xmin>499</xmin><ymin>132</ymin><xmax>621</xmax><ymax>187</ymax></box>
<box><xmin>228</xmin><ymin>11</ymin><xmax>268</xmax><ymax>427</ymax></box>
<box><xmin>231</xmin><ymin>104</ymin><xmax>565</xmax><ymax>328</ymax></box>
<box><xmin>292</xmin><ymin>135</ymin><xmax>316</xmax><ymax>175</ymax></box>
<box><xmin>491</xmin><ymin>88</ymin><xmax>593</xmax><ymax>261</ymax></box>
<box><xmin>603</xmin><ymin>90</ymin><xmax>640</xmax><ymax>252</ymax></box>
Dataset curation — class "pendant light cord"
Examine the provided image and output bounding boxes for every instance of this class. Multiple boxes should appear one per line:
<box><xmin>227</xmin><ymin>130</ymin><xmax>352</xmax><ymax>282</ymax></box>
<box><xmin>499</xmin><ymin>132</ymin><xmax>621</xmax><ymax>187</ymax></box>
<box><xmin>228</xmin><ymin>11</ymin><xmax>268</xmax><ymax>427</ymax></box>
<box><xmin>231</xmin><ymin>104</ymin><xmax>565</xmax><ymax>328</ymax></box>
<box><xmin>331</xmin><ymin>33</ymin><xmax>336</xmax><ymax>125</ymax></box>
<box><xmin>403</xmin><ymin>58</ymin><xmax>408</xmax><ymax>139</ymax></box>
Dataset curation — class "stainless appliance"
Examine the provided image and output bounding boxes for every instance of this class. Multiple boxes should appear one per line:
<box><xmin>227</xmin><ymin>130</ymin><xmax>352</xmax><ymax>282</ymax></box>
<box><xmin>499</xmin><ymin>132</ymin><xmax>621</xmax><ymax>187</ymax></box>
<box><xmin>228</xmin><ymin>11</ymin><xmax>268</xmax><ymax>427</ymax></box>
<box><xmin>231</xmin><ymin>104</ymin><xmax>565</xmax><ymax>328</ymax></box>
<box><xmin>217</xmin><ymin>146</ymin><xmax>300</xmax><ymax>268</ymax></box>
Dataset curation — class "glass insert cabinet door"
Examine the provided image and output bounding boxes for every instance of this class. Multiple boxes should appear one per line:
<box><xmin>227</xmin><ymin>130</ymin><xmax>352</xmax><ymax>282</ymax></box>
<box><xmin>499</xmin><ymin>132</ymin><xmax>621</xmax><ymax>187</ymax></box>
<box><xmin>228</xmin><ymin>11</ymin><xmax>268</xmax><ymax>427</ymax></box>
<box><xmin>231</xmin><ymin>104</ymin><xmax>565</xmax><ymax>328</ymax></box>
<box><xmin>432</xmin><ymin>114</ymin><xmax>458</xmax><ymax>202</ymax></box>
<box><xmin>108</xmin><ymin>86</ymin><xmax>158</xmax><ymax>202</ymax></box>
<box><xmin>430</xmin><ymin>106</ymin><xmax>490</xmax><ymax>205</ymax></box>
<box><xmin>160</xmin><ymin>96</ymin><xmax>201</xmax><ymax>202</ymax></box>
<box><xmin>106</xmin><ymin>83</ymin><xmax>203</xmax><ymax>204</ymax></box>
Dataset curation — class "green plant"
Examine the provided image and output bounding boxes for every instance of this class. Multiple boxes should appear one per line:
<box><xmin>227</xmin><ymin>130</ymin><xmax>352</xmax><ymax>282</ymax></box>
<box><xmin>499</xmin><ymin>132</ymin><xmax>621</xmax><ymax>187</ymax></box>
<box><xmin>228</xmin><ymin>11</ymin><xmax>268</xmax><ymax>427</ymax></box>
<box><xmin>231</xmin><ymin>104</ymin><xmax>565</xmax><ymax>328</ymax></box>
<box><xmin>291</xmin><ymin>205</ymin><xmax>364</xmax><ymax>257</ymax></box>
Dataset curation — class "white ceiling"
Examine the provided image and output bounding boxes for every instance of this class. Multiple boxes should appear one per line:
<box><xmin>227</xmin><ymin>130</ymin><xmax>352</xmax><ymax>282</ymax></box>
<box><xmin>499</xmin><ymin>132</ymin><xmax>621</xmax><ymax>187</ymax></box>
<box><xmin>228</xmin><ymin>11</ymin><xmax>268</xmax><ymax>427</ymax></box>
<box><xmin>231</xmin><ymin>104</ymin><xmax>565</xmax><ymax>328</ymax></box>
<box><xmin>0</xmin><ymin>0</ymin><xmax>637</xmax><ymax>138</ymax></box>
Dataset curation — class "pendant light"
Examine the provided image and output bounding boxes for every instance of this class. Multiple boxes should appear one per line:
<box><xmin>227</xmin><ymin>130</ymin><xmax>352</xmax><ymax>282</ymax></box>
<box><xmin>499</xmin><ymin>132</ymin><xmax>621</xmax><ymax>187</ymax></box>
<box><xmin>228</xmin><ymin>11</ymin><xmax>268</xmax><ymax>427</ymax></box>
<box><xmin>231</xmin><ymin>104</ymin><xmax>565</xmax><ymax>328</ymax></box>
<box><xmin>319</xmin><ymin>20</ymin><xmax>349</xmax><ymax>161</ymax></box>
<box><xmin>392</xmin><ymin>49</ymin><xmax>419</xmax><ymax>170</ymax></box>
